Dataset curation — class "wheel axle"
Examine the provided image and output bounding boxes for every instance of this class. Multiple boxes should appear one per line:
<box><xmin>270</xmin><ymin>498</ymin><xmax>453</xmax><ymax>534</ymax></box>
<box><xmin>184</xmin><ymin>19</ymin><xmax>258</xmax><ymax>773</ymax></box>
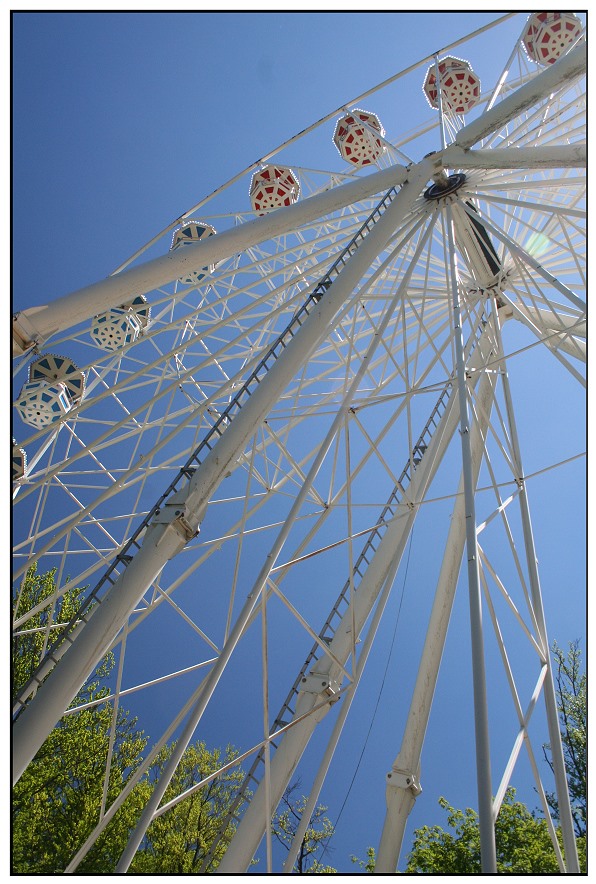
<box><xmin>424</xmin><ymin>172</ymin><xmax>466</xmax><ymax>200</ymax></box>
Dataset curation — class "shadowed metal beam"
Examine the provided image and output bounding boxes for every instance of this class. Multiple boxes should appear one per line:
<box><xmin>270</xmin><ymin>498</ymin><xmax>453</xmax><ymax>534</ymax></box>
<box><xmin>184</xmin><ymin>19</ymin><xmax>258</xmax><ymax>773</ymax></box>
<box><xmin>12</xmin><ymin>162</ymin><xmax>410</xmax><ymax>354</ymax></box>
<box><xmin>442</xmin><ymin>143</ymin><xmax>585</xmax><ymax>170</ymax></box>
<box><xmin>453</xmin><ymin>41</ymin><xmax>585</xmax><ymax>150</ymax></box>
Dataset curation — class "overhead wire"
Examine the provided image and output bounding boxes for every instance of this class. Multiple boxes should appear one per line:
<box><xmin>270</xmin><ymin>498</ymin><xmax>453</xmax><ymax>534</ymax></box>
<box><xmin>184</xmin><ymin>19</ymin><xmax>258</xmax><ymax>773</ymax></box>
<box><xmin>321</xmin><ymin>526</ymin><xmax>415</xmax><ymax>858</ymax></box>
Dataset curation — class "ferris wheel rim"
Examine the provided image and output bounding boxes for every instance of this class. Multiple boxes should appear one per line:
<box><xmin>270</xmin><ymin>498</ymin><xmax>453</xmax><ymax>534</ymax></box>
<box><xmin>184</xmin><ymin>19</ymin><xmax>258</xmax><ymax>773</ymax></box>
<box><xmin>13</xmin><ymin>12</ymin><xmax>585</xmax><ymax>875</ymax></box>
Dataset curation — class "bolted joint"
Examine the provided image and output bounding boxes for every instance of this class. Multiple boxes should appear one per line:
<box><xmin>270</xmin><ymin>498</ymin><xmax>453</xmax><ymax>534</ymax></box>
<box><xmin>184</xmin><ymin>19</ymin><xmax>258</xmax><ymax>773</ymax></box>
<box><xmin>172</xmin><ymin>509</ymin><xmax>201</xmax><ymax>542</ymax></box>
<box><xmin>300</xmin><ymin>673</ymin><xmax>341</xmax><ymax>702</ymax></box>
<box><xmin>497</xmin><ymin>301</ymin><xmax>514</xmax><ymax>319</ymax></box>
<box><xmin>152</xmin><ymin>491</ymin><xmax>206</xmax><ymax>542</ymax></box>
<box><xmin>13</xmin><ymin>312</ymin><xmax>43</xmax><ymax>356</ymax></box>
<box><xmin>153</xmin><ymin>504</ymin><xmax>200</xmax><ymax>541</ymax></box>
<box><xmin>386</xmin><ymin>768</ymin><xmax>422</xmax><ymax>797</ymax></box>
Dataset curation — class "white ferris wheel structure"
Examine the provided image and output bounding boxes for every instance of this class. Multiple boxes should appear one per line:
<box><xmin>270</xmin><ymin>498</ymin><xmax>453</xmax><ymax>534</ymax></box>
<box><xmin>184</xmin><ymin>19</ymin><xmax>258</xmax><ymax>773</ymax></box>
<box><xmin>12</xmin><ymin>12</ymin><xmax>586</xmax><ymax>874</ymax></box>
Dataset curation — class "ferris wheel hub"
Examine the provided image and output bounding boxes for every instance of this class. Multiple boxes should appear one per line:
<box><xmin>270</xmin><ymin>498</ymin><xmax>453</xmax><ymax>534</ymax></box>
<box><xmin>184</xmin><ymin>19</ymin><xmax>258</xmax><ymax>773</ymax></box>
<box><xmin>424</xmin><ymin>172</ymin><xmax>466</xmax><ymax>201</ymax></box>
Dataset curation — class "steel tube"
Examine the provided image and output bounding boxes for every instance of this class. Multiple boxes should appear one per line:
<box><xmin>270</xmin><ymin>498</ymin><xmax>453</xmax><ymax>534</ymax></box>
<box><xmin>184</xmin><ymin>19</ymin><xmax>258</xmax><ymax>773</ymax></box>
<box><xmin>13</xmin><ymin>163</ymin><xmax>431</xmax><ymax>783</ymax></box>
<box><xmin>12</xmin><ymin>518</ymin><xmax>188</xmax><ymax>783</ymax></box>
<box><xmin>375</xmin><ymin>322</ymin><xmax>501</xmax><ymax>872</ymax></box>
<box><xmin>114</xmin><ymin>159</ymin><xmax>436</xmax><ymax>872</ymax></box>
<box><xmin>494</xmin><ymin>312</ymin><xmax>580</xmax><ymax>873</ymax></box>
<box><xmin>442</xmin><ymin>143</ymin><xmax>586</xmax><ymax>171</ymax></box>
<box><xmin>454</xmin><ymin>42</ymin><xmax>586</xmax><ymax>150</ymax></box>
<box><xmin>218</xmin><ymin>468</ymin><xmax>437</xmax><ymax>872</ymax></box>
<box><xmin>12</xmin><ymin>162</ymin><xmax>412</xmax><ymax>353</ymax></box>
<box><xmin>446</xmin><ymin>203</ymin><xmax>497</xmax><ymax>872</ymax></box>
<box><xmin>219</xmin><ymin>319</ymin><xmax>479</xmax><ymax>872</ymax></box>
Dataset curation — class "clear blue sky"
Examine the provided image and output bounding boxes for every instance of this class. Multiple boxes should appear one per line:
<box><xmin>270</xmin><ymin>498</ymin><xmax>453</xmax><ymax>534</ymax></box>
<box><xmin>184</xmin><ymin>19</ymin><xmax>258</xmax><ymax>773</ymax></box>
<box><xmin>12</xmin><ymin>10</ymin><xmax>586</xmax><ymax>873</ymax></box>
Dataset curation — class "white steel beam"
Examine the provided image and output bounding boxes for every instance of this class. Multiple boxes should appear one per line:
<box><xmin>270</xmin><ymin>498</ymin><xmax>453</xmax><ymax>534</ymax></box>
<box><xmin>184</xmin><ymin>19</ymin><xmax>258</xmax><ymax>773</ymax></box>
<box><xmin>375</xmin><ymin>317</ymin><xmax>502</xmax><ymax>872</ymax></box>
<box><xmin>453</xmin><ymin>41</ymin><xmax>586</xmax><ymax>150</ymax></box>
<box><xmin>442</xmin><ymin>144</ymin><xmax>586</xmax><ymax>171</ymax></box>
<box><xmin>495</xmin><ymin>313</ymin><xmax>580</xmax><ymax>873</ymax></box>
<box><xmin>525</xmin><ymin>306</ymin><xmax>586</xmax><ymax>337</ymax></box>
<box><xmin>279</xmin><ymin>550</ymin><xmax>403</xmax><ymax>874</ymax></box>
<box><xmin>217</xmin><ymin>399</ymin><xmax>457</xmax><ymax>873</ymax></box>
<box><xmin>466</xmin><ymin>207</ymin><xmax>586</xmax><ymax>314</ymax></box>
<box><xmin>12</xmin><ymin>162</ymin><xmax>412</xmax><ymax>354</ymax></box>
<box><xmin>519</xmin><ymin>307</ymin><xmax>585</xmax><ymax>361</ymax></box>
<box><xmin>447</xmin><ymin>201</ymin><xmax>497</xmax><ymax>873</ymax></box>
<box><xmin>12</xmin><ymin>158</ymin><xmax>434</xmax><ymax>786</ymax></box>
<box><xmin>217</xmin><ymin>316</ymin><xmax>497</xmax><ymax>873</ymax></box>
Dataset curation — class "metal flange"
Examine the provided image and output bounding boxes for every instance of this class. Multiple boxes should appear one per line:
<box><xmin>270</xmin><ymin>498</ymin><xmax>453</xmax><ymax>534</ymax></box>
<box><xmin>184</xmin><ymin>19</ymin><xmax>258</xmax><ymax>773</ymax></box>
<box><xmin>424</xmin><ymin>172</ymin><xmax>467</xmax><ymax>201</ymax></box>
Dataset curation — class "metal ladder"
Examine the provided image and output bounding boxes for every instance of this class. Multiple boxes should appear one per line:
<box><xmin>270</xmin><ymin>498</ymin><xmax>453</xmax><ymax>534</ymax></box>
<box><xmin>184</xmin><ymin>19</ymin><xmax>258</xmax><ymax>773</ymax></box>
<box><xmin>14</xmin><ymin>184</ymin><xmax>402</xmax><ymax>714</ymax></box>
<box><xmin>198</xmin><ymin>312</ymin><xmax>491</xmax><ymax>869</ymax></box>
<box><xmin>197</xmin><ymin>380</ymin><xmax>454</xmax><ymax>871</ymax></box>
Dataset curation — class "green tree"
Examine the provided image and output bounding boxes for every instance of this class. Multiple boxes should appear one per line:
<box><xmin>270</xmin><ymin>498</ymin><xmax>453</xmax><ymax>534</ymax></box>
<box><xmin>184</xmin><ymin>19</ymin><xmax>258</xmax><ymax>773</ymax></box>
<box><xmin>129</xmin><ymin>741</ymin><xmax>246</xmax><ymax>873</ymax></box>
<box><xmin>543</xmin><ymin>640</ymin><xmax>586</xmax><ymax>837</ymax></box>
<box><xmin>350</xmin><ymin>846</ymin><xmax>377</xmax><ymax>873</ymax></box>
<box><xmin>272</xmin><ymin>781</ymin><xmax>337</xmax><ymax>873</ymax></box>
<box><xmin>401</xmin><ymin>638</ymin><xmax>587</xmax><ymax>875</ymax></box>
<box><xmin>12</xmin><ymin>566</ymin><xmax>151</xmax><ymax>873</ymax></box>
<box><xmin>13</xmin><ymin>566</ymin><xmax>250</xmax><ymax>874</ymax></box>
<box><xmin>13</xmin><ymin>563</ymin><xmax>82</xmax><ymax>694</ymax></box>
<box><xmin>404</xmin><ymin>788</ymin><xmax>565</xmax><ymax>874</ymax></box>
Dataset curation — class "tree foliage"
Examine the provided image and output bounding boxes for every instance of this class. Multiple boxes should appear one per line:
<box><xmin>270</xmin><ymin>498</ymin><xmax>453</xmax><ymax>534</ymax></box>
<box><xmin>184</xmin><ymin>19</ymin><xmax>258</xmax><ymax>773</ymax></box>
<box><xmin>15</xmin><ymin>569</ymin><xmax>584</xmax><ymax>875</ymax></box>
<box><xmin>351</xmin><ymin>845</ymin><xmax>377</xmax><ymax>873</ymax></box>
<box><xmin>12</xmin><ymin>565</ymin><xmax>150</xmax><ymax>873</ymax></box>
<box><xmin>543</xmin><ymin>640</ymin><xmax>586</xmax><ymax>838</ymax></box>
<box><xmin>13</xmin><ymin>563</ymin><xmax>83</xmax><ymax>695</ymax></box>
<box><xmin>12</xmin><ymin>567</ymin><xmax>246</xmax><ymax>874</ymax></box>
<box><xmin>129</xmin><ymin>742</ymin><xmax>246</xmax><ymax>873</ymax></box>
<box><xmin>271</xmin><ymin>781</ymin><xmax>337</xmax><ymax>873</ymax></box>
<box><xmin>404</xmin><ymin>788</ymin><xmax>567</xmax><ymax>874</ymax></box>
<box><xmin>402</xmin><ymin>640</ymin><xmax>587</xmax><ymax>875</ymax></box>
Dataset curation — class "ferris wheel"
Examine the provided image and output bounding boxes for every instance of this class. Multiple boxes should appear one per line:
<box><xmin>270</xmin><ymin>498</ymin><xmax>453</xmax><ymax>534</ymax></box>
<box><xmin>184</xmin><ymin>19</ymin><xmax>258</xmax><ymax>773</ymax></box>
<box><xmin>12</xmin><ymin>12</ymin><xmax>585</xmax><ymax>874</ymax></box>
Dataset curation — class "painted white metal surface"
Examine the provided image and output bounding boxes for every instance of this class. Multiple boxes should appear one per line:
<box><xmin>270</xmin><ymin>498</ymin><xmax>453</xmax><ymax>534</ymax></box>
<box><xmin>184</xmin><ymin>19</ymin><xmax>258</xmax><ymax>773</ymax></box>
<box><xmin>12</xmin><ymin>13</ymin><xmax>585</xmax><ymax>875</ymax></box>
<box><xmin>454</xmin><ymin>41</ymin><xmax>585</xmax><ymax>149</ymax></box>
<box><xmin>13</xmin><ymin>159</ymin><xmax>434</xmax><ymax>783</ymax></box>
<box><xmin>375</xmin><ymin>320</ymin><xmax>502</xmax><ymax>871</ymax></box>
<box><xmin>11</xmin><ymin>162</ymin><xmax>410</xmax><ymax>353</ymax></box>
<box><xmin>219</xmin><ymin>312</ymin><xmax>501</xmax><ymax>873</ymax></box>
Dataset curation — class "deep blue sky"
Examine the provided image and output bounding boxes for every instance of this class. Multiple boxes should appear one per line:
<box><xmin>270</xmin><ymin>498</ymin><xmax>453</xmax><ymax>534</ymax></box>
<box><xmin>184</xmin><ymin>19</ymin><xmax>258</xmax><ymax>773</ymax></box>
<box><xmin>12</xmin><ymin>11</ymin><xmax>527</xmax><ymax>308</ymax></box>
<box><xmin>12</xmin><ymin>10</ymin><xmax>586</xmax><ymax>873</ymax></box>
